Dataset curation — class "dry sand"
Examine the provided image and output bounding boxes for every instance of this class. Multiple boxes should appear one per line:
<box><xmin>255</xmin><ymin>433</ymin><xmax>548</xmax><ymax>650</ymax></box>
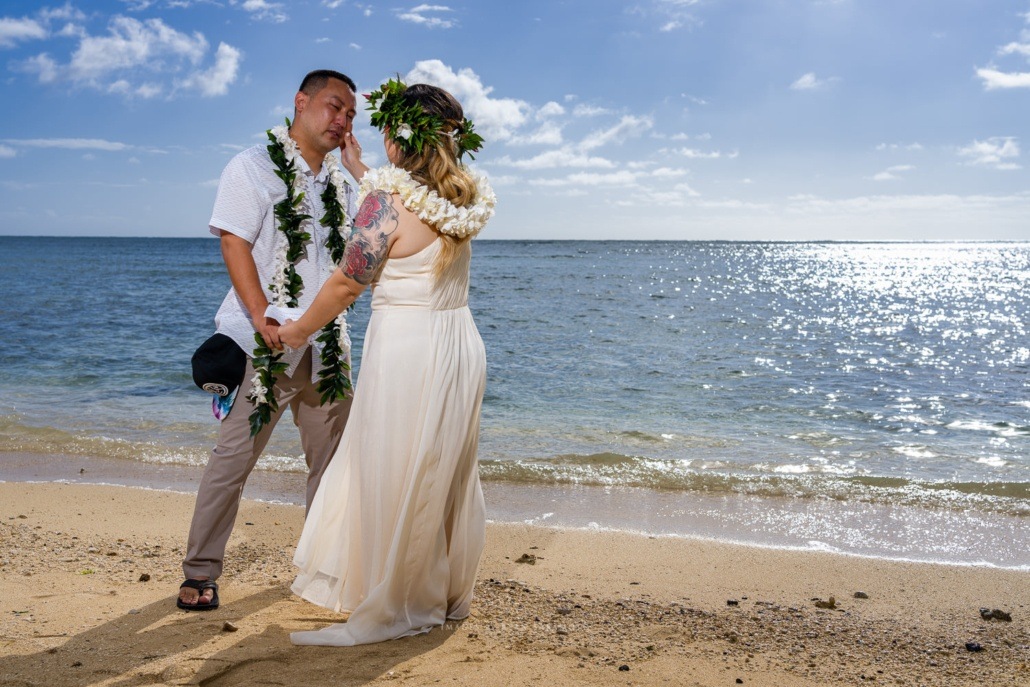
<box><xmin>0</xmin><ymin>482</ymin><xmax>1026</xmax><ymax>686</ymax></box>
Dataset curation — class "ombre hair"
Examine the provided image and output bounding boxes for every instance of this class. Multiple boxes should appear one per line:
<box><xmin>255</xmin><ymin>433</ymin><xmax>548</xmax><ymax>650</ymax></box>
<box><xmin>392</xmin><ymin>84</ymin><xmax>478</xmax><ymax>277</ymax></box>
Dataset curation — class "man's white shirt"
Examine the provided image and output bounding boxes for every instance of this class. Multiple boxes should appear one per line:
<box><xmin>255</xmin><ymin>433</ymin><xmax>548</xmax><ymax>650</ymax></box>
<box><xmin>209</xmin><ymin>144</ymin><xmax>356</xmax><ymax>379</ymax></box>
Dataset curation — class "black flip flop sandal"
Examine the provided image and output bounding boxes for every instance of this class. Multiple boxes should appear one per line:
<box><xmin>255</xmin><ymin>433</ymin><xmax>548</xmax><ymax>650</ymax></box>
<box><xmin>176</xmin><ymin>579</ymin><xmax>219</xmax><ymax>611</ymax></box>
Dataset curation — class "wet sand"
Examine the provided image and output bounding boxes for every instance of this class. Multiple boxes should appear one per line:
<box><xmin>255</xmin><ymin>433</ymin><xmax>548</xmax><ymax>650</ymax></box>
<box><xmin>0</xmin><ymin>482</ymin><xmax>1027</xmax><ymax>686</ymax></box>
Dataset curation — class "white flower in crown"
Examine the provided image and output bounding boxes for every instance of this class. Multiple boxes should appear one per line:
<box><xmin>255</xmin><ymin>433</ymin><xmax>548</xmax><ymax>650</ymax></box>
<box><xmin>396</xmin><ymin>124</ymin><xmax>413</xmax><ymax>140</ymax></box>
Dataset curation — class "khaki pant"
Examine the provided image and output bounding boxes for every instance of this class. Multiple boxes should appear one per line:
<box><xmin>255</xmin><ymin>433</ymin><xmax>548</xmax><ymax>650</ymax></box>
<box><xmin>182</xmin><ymin>348</ymin><xmax>351</xmax><ymax>580</ymax></box>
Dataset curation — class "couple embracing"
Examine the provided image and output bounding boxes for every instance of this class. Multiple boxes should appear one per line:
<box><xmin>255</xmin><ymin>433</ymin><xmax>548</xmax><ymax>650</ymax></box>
<box><xmin>178</xmin><ymin>69</ymin><xmax>496</xmax><ymax>647</ymax></box>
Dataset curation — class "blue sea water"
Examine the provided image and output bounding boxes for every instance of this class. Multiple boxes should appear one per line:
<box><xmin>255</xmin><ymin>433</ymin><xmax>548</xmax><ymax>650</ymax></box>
<box><xmin>1</xmin><ymin>237</ymin><xmax>1027</xmax><ymax>566</ymax></box>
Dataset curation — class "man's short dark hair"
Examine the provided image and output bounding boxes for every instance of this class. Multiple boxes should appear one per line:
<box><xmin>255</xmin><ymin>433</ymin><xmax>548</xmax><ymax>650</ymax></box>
<box><xmin>299</xmin><ymin>69</ymin><xmax>356</xmax><ymax>95</ymax></box>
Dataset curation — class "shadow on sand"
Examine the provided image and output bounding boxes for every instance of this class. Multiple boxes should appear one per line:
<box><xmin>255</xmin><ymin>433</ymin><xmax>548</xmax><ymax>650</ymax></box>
<box><xmin>1</xmin><ymin>584</ymin><xmax>456</xmax><ymax>687</ymax></box>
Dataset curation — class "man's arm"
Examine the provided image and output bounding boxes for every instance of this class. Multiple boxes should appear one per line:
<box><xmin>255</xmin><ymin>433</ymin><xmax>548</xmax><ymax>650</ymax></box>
<box><xmin>220</xmin><ymin>231</ymin><xmax>283</xmax><ymax>350</ymax></box>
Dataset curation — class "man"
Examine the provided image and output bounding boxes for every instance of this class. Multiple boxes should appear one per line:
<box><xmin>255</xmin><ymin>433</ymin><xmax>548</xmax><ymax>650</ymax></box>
<box><xmin>178</xmin><ymin>70</ymin><xmax>363</xmax><ymax>610</ymax></box>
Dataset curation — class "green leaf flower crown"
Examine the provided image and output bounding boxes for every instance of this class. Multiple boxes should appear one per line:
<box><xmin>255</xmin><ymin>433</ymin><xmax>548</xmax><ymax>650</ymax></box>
<box><xmin>365</xmin><ymin>78</ymin><xmax>484</xmax><ymax>160</ymax></box>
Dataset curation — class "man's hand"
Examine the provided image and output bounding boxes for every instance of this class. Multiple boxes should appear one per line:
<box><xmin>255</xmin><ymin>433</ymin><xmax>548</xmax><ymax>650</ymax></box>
<box><xmin>257</xmin><ymin>317</ymin><xmax>284</xmax><ymax>350</ymax></box>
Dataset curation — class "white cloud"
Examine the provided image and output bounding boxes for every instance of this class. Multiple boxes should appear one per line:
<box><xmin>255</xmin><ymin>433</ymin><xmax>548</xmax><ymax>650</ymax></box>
<box><xmin>572</xmin><ymin>103</ymin><xmax>613</xmax><ymax>117</ymax></box>
<box><xmin>0</xmin><ymin>17</ymin><xmax>48</xmax><ymax>48</ymax></box>
<box><xmin>871</xmin><ymin>164</ymin><xmax>915</xmax><ymax>181</ymax></box>
<box><xmin>349</xmin><ymin>42</ymin><xmax>361</xmax><ymax>50</ymax></box>
<box><xmin>56</xmin><ymin>22</ymin><xmax>85</xmax><ymax>39</ymax></box>
<box><xmin>69</xmin><ymin>17</ymin><xmax>207</xmax><ymax>82</ymax></box>
<box><xmin>323</xmin><ymin>0</ymin><xmax>345</xmax><ymax>7</ymax></box>
<box><xmin>235</xmin><ymin>0</ymin><xmax>288</xmax><ymax>23</ymax></box>
<box><xmin>316</xmin><ymin>37</ymin><xmax>331</xmax><ymax>43</ymax></box>
<box><xmin>404</xmin><ymin>59</ymin><xmax>529</xmax><ymax>141</ymax></box>
<box><xmin>18</xmin><ymin>53</ymin><xmax>59</xmax><ymax>82</ymax></box>
<box><xmin>645</xmin><ymin>0</ymin><xmax>701</xmax><ymax>33</ymax></box>
<box><xmin>784</xmin><ymin>192</ymin><xmax>1030</xmax><ymax>216</ymax></box>
<box><xmin>999</xmin><ymin>41</ymin><xmax>1030</xmax><ymax>58</ymax></box>
<box><xmin>976</xmin><ymin>13</ymin><xmax>1030</xmax><ymax>89</ymax></box>
<box><xmin>579</xmin><ymin>115</ymin><xmax>653</xmax><ymax>152</ymax></box>
<box><xmin>677</xmin><ymin>147</ymin><xmax>736</xmax><ymax>159</ymax></box>
<box><xmin>40</xmin><ymin>5</ymin><xmax>86</xmax><ymax>22</ymax></box>
<box><xmin>17</xmin><ymin>16</ymin><xmax>242</xmax><ymax>99</ymax></box>
<box><xmin>135</xmin><ymin>82</ymin><xmax>163</xmax><ymax>98</ymax></box>
<box><xmin>673</xmin><ymin>182</ymin><xmax>700</xmax><ymax>197</ymax></box>
<box><xmin>532</xmin><ymin>170</ymin><xmax>640</xmax><ymax>187</ymax></box>
<box><xmin>396</xmin><ymin>4</ymin><xmax>456</xmax><ymax>29</ymax></box>
<box><xmin>876</xmin><ymin>142</ymin><xmax>923</xmax><ymax>152</ymax></box>
<box><xmin>790</xmin><ymin>72</ymin><xmax>836</xmax><ymax>90</ymax></box>
<box><xmin>958</xmin><ymin>137</ymin><xmax>1021</xmax><ymax>169</ymax></box>
<box><xmin>0</xmin><ymin>144</ymin><xmax>16</xmax><ymax>158</ymax></box>
<box><xmin>537</xmin><ymin>101</ymin><xmax>565</xmax><ymax>119</ymax></box>
<box><xmin>509</xmin><ymin>121</ymin><xmax>563</xmax><ymax>146</ymax></box>
<box><xmin>176</xmin><ymin>42</ymin><xmax>240</xmax><ymax>96</ymax></box>
<box><xmin>3</xmin><ymin>138</ymin><xmax>131</xmax><ymax>151</ymax></box>
<box><xmin>977</xmin><ymin>67</ymin><xmax>1030</xmax><ymax>90</ymax></box>
<box><xmin>493</xmin><ymin>150</ymin><xmax>616</xmax><ymax>170</ymax></box>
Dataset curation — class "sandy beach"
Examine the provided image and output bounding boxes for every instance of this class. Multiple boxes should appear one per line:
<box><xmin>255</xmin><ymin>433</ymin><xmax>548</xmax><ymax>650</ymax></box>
<box><xmin>0</xmin><ymin>481</ymin><xmax>1026</xmax><ymax>687</ymax></box>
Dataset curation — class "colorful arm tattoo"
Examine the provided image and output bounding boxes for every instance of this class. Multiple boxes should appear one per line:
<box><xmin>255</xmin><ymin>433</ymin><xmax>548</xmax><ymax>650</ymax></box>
<box><xmin>342</xmin><ymin>191</ymin><xmax>399</xmax><ymax>285</ymax></box>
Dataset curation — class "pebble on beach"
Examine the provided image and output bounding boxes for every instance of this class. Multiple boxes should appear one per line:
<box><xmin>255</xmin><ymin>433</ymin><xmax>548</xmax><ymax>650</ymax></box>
<box><xmin>979</xmin><ymin>608</ymin><xmax>1012</xmax><ymax>622</ymax></box>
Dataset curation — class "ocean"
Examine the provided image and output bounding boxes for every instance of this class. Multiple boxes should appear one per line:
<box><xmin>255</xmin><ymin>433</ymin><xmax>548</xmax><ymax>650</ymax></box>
<box><xmin>2</xmin><ymin>237</ymin><xmax>1027</xmax><ymax>568</ymax></box>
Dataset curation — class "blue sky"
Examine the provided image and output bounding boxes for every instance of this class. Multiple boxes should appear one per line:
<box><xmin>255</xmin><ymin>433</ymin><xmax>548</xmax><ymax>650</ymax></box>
<box><xmin>1</xmin><ymin>0</ymin><xmax>1028</xmax><ymax>240</ymax></box>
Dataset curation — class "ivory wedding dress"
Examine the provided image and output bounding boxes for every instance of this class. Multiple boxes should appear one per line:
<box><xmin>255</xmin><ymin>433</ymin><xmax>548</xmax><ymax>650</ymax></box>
<box><xmin>290</xmin><ymin>238</ymin><xmax>487</xmax><ymax>646</ymax></box>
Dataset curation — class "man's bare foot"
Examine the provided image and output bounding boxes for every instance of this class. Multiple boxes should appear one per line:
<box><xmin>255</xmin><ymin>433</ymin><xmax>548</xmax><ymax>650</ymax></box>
<box><xmin>176</xmin><ymin>579</ymin><xmax>219</xmax><ymax>610</ymax></box>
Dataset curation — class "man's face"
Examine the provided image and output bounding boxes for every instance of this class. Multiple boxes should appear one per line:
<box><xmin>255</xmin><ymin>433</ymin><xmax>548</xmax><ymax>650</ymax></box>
<box><xmin>295</xmin><ymin>78</ymin><xmax>357</xmax><ymax>154</ymax></box>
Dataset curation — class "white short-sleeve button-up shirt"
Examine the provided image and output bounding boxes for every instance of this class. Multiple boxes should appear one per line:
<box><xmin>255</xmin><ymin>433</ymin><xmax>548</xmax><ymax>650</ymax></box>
<box><xmin>208</xmin><ymin>144</ymin><xmax>356</xmax><ymax>379</ymax></box>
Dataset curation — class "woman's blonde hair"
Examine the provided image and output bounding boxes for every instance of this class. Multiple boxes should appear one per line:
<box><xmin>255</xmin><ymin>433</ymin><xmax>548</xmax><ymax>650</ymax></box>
<box><xmin>393</xmin><ymin>84</ymin><xmax>478</xmax><ymax>278</ymax></box>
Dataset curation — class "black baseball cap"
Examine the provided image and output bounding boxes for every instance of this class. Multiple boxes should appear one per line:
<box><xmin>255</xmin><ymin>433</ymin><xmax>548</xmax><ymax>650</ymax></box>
<box><xmin>191</xmin><ymin>333</ymin><xmax>246</xmax><ymax>397</ymax></box>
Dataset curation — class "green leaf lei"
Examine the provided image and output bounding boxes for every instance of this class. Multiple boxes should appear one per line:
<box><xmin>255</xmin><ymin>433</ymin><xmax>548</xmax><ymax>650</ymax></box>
<box><xmin>247</xmin><ymin>119</ymin><xmax>353</xmax><ymax>437</ymax></box>
<box><xmin>366</xmin><ymin>78</ymin><xmax>484</xmax><ymax>160</ymax></box>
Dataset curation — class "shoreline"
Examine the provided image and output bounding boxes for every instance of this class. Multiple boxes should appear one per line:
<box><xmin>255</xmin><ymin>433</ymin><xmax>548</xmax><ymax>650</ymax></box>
<box><xmin>2</xmin><ymin>450</ymin><xmax>1027</xmax><ymax>570</ymax></box>
<box><xmin>1</xmin><ymin>481</ymin><xmax>1027</xmax><ymax>686</ymax></box>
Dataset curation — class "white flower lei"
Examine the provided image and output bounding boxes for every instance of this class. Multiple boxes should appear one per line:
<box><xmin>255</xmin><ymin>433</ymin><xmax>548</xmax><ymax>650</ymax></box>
<box><xmin>266</xmin><ymin>124</ymin><xmax>352</xmax><ymax>310</ymax></box>
<box><xmin>358</xmin><ymin>164</ymin><xmax>496</xmax><ymax>239</ymax></box>
<box><xmin>246</xmin><ymin>124</ymin><xmax>354</xmax><ymax>436</ymax></box>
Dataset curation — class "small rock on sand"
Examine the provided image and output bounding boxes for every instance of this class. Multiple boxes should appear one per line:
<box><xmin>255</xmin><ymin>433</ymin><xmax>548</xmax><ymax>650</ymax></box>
<box><xmin>162</xmin><ymin>664</ymin><xmax>193</xmax><ymax>683</ymax></box>
<box><xmin>979</xmin><ymin>608</ymin><xmax>1012</xmax><ymax>622</ymax></box>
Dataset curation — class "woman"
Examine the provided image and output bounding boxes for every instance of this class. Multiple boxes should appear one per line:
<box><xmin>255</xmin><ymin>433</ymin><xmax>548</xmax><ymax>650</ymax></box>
<box><xmin>279</xmin><ymin>80</ymin><xmax>496</xmax><ymax>646</ymax></box>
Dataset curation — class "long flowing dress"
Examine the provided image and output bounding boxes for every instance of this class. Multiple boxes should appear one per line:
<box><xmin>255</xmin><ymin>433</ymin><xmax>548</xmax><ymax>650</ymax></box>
<box><xmin>290</xmin><ymin>237</ymin><xmax>487</xmax><ymax>646</ymax></box>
